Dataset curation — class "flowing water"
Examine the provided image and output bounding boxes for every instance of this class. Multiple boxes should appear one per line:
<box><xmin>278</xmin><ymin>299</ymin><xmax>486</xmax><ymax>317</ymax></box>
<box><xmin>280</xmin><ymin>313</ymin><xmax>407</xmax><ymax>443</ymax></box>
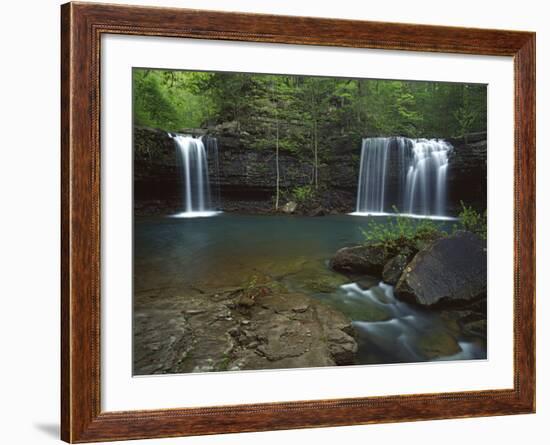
<box><xmin>134</xmin><ymin>214</ymin><xmax>486</xmax><ymax>365</ymax></box>
<box><xmin>170</xmin><ymin>134</ymin><xmax>221</xmax><ymax>218</ymax></box>
<box><xmin>354</xmin><ymin>137</ymin><xmax>453</xmax><ymax>219</ymax></box>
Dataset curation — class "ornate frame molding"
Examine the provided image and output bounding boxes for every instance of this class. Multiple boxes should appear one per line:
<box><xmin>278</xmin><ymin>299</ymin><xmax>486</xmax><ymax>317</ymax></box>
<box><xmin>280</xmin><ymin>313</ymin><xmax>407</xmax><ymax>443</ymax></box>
<box><xmin>61</xmin><ymin>2</ymin><xmax>535</xmax><ymax>442</ymax></box>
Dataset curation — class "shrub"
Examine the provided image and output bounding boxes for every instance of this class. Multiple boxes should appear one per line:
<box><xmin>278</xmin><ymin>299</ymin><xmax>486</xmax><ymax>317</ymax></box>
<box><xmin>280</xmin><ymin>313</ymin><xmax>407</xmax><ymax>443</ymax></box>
<box><xmin>456</xmin><ymin>201</ymin><xmax>487</xmax><ymax>240</ymax></box>
<box><xmin>239</xmin><ymin>275</ymin><xmax>271</xmax><ymax>301</ymax></box>
<box><xmin>292</xmin><ymin>185</ymin><xmax>315</xmax><ymax>204</ymax></box>
<box><xmin>359</xmin><ymin>206</ymin><xmax>443</xmax><ymax>252</ymax></box>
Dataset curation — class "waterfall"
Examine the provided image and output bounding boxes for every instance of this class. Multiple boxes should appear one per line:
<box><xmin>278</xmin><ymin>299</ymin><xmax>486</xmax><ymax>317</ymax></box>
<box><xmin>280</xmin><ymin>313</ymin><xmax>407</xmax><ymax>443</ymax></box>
<box><xmin>353</xmin><ymin>137</ymin><xmax>453</xmax><ymax>219</ymax></box>
<box><xmin>170</xmin><ymin>134</ymin><xmax>221</xmax><ymax>218</ymax></box>
<box><xmin>356</xmin><ymin>138</ymin><xmax>391</xmax><ymax>214</ymax></box>
<box><xmin>204</xmin><ymin>137</ymin><xmax>222</xmax><ymax>211</ymax></box>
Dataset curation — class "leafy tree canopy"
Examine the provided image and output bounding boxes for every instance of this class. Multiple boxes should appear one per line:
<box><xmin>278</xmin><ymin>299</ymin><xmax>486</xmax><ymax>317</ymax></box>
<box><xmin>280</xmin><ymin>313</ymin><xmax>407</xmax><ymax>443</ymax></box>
<box><xmin>133</xmin><ymin>68</ymin><xmax>486</xmax><ymax>142</ymax></box>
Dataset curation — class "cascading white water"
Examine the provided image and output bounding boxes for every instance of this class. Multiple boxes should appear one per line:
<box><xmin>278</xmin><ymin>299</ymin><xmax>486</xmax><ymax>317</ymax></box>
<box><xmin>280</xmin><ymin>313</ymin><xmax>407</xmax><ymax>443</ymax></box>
<box><xmin>355</xmin><ymin>138</ymin><xmax>391</xmax><ymax>214</ymax></box>
<box><xmin>404</xmin><ymin>139</ymin><xmax>451</xmax><ymax>216</ymax></box>
<box><xmin>353</xmin><ymin>137</ymin><xmax>453</xmax><ymax>219</ymax></box>
<box><xmin>170</xmin><ymin>134</ymin><xmax>221</xmax><ymax>218</ymax></box>
<box><xmin>338</xmin><ymin>281</ymin><xmax>485</xmax><ymax>363</ymax></box>
<box><xmin>204</xmin><ymin>137</ymin><xmax>222</xmax><ymax>211</ymax></box>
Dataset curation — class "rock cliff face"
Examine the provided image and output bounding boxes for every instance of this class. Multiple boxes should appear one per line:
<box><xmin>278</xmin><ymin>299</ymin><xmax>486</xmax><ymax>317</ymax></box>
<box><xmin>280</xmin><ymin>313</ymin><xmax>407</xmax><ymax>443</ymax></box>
<box><xmin>133</xmin><ymin>126</ymin><xmax>486</xmax><ymax>215</ymax></box>
<box><xmin>134</xmin><ymin>127</ymin><xmax>180</xmax><ymax>212</ymax></box>
<box><xmin>447</xmin><ymin>132</ymin><xmax>487</xmax><ymax>214</ymax></box>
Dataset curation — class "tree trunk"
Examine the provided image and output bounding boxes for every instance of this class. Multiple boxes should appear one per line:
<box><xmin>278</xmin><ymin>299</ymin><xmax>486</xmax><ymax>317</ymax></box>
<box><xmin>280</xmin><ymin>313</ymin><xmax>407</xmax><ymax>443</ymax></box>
<box><xmin>275</xmin><ymin>115</ymin><xmax>280</xmax><ymax>210</ymax></box>
<box><xmin>310</xmin><ymin>89</ymin><xmax>319</xmax><ymax>191</ymax></box>
<box><xmin>313</xmin><ymin>118</ymin><xmax>318</xmax><ymax>190</ymax></box>
<box><xmin>273</xmin><ymin>81</ymin><xmax>280</xmax><ymax>210</ymax></box>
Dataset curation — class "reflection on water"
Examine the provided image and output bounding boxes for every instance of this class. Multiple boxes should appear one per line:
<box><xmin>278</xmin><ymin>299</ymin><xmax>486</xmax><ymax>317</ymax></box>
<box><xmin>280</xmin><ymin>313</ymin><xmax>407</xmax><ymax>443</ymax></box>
<box><xmin>134</xmin><ymin>213</ymin><xmax>486</xmax><ymax>365</ymax></box>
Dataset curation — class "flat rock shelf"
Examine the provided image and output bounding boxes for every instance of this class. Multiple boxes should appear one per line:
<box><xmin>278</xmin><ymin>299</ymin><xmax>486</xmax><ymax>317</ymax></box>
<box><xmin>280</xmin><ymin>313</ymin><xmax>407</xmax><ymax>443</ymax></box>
<box><xmin>134</xmin><ymin>289</ymin><xmax>357</xmax><ymax>374</ymax></box>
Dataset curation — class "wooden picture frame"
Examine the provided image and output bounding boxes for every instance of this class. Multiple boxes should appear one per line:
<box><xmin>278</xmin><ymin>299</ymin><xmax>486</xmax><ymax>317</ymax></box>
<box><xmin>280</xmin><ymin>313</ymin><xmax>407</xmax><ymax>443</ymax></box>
<box><xmin>61</xmin><ymin>1</ymin><xmax>535</xmax><ymax>442</ymax></box>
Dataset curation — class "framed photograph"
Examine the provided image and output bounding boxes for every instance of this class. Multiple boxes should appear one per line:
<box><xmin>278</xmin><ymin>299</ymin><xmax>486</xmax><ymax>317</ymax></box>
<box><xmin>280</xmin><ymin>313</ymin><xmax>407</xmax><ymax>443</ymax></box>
<box><xmin>61</xmin><ymin>2</ymin><xmax>535</xmax><ymax>442</ymax></box>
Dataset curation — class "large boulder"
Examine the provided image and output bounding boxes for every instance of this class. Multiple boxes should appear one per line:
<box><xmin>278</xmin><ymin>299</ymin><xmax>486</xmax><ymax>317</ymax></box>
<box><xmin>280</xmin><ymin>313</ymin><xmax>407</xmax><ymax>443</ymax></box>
<box><xmin>330</xmin><ymin>245</ymin><xmax>392</xmax><ymax>276</ymax></box>
<box><xmin>395</xmin><ymin>231</ymin><xmax>486</xmax><ymax>307</ymax></box>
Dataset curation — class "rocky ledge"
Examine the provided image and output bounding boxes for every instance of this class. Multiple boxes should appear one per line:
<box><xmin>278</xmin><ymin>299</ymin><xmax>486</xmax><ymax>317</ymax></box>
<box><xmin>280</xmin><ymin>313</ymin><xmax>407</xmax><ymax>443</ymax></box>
<box><xmin>134</xmin><ymin>286</ymin><xmax>357</xmax><ymax>375</ymax></box>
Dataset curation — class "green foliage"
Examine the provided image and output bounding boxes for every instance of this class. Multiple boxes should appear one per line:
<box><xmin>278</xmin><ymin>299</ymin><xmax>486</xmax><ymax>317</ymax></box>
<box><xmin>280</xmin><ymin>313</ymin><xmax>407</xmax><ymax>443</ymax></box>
<box><xmin>244</xmin><ymin>275</ymin><xmax>258</xmax><ymax>292</ymax></box>
<box><xmin>133</xmin><ymin>70</ymin><xmax>179</xmax><ymax>129</ymax></box>
<box><xmin>359</xmin><ymin>207</ymin><xmax>443</xmax><ymax>252</ymax></box>
<box><xmin>134</xmin><ymin>68</ymin><xmax>487</xmax><ymax>139</ymax></box>
<box><xmin>214</xmin><ymin>355</ymin><xmax>232</xmax><ymax>372</ymax></box>
<box><xmin>292</xmin><ymin>185</ymin><xmax>315</xmax><ymax>204</ymax></box>
<box><xmin>133</xmin><ymin>69</ymin><xmax>217</xmax><ymax>131</ymax></box>
<box><xmin>452</xmin><ymin>84</ymin><xmax>485</xmax><ymax>140</ymax></box>
<box><xmin>240</xmin><ymin>275</ymin><xmax>271</xmax><ymax>301</ymax></box>
<box><xmin>456</xmin><ymin>201</ymin><xmax>487</xmax><ymax>240</ymax></box>
<box><xmin>453</xmin><ymin>107</ymin><xmax>478</xmax><ymax>140</ymax></box>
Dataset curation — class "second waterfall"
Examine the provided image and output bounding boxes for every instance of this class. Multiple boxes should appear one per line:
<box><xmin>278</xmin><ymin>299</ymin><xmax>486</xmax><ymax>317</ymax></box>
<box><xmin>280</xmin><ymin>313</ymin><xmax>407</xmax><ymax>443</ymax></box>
<box><xmin>354</xmin><ymin>137</ymin><xmax>453</xmax><ymax>218</ymax></box>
